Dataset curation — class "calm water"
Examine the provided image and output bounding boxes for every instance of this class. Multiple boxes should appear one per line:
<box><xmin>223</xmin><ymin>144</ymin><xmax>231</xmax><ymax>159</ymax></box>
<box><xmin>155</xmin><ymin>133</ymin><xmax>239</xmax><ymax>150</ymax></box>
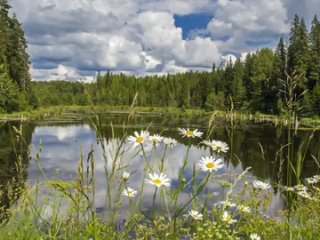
<box><xmin>0</xmin><ymin>114</ymin><xmax>319</xmax><ymax>217</ymax></box>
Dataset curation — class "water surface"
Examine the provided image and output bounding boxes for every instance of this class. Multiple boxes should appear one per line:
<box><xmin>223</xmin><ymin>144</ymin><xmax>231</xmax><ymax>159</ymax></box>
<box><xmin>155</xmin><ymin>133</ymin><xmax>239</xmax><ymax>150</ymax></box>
<box><xmin>0</xmin><ymin>114</ymin><xmax>319</xmax><ymax>217</ymax></box>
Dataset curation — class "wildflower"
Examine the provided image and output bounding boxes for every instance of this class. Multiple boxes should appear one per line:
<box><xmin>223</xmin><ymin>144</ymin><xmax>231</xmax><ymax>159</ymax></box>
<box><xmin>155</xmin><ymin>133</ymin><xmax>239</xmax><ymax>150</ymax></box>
<box><xmin>212</xmin><ymin>192</ymin><xmax>219</xmax><ymax>197</ymax></box>
<box><xmin>284</xmin><ymin>186</ymin><xmax>294</xmax><ymax>191</ymax></box>
<box><xmin>122</xmin><ymin>171</ymin><xmax>130</xmax><ymax>181</ymax></box>
<box><xmin>222</xmin><ymin>211</ymin><xmax>237</xmax><ymax>225</ymax></box>
<box><xmin>149</xmin><ymin>134</ymin><xmax>163</xmax><ymax>144</ymax></box>
<box><xmin>163</xmin><ymin>137</ymin><xmax>177</xmax><ymax>147</ymax></box>
<box><xmin>249</xmin><ymin>233</ymin><xmax>261</xmax><ymax>240</ymax></box>
<box><xmin>198</xmin><ymin>156</ymin><xmax>224</xmax><ymax>173</ymax></box>
<box><xmin>178</xmin><ymin>128</ymin><xmax>203</xmax><ymax>138</ymax></box>
<box><xmin>188</xmin><ymin>210</ymin><xmax>203</xmax><ymax>220</ymax></box>
<box><xmin>145</xmin><ymin>173</ymin><xmax>171</xmax><ymax>188</ymax></box>
<box><xmin>128</xmin><ymin>130</ymin><xmax>150</xmax><ymax>147</ymax></box>
<box><xmin>294</xmin><ymin>184</ymin><xmax>307</xmax><ymax>192</ymax></box>
<box><xmin>122</xmin><ymin>187</ymin><xmax>138</xmax><ymax>198</ymax></box>
<box><xmin>305</xmin><ymin>176</ymin><xmax>320</xmax><ymax>185</ymax></box>
<box><xmin>297</xmin><ymin>191</ymin><xmax>313</xmax><ymax>200</ymax></box>
<box><xmin>313</xmin><ymin>175</ymin><xmax>320</xmax><ymax>181</ymax></box>
<box><xmin>237</xmin><ymin>205</ymin><xmax>251</xmax><ymax>213</ymax></box>
<box><xmin>203</xmin><ymin>140</ymin><xmax>229</xmax><ymax>153</ymax></box>
<box><xmin>219</xmin><ymin>200</ymin><xmax>237</xmax><ymax>208</ymax></box>
<box><xmin>253</xmin><ymin>180</ymin><xmax>271</xmax><ymax>190</ymax></box>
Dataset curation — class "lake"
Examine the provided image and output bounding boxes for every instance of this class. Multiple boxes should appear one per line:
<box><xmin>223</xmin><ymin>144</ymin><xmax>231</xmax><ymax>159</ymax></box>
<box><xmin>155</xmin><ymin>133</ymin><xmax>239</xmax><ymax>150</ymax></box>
<box><xmin>0</xmin><ymin>113</ymin><xmax>319</xmax><ymax>219</ymax></box>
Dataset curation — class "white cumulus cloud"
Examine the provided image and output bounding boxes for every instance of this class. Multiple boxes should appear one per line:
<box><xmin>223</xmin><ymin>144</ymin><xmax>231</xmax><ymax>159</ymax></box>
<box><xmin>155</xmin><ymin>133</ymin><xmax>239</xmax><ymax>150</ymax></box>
<box><xmin>8</xmin><ymin>0</ymin><xmax>320</xmax><ymax>80</ymax></box>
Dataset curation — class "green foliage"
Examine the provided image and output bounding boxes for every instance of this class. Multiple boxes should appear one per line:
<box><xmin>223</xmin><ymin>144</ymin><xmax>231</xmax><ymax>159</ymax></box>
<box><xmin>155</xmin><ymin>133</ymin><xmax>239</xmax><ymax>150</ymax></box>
<box><xmin>0</xmin><ymin>65</ymin><xmax>20</xmax><ymax>112</ymax></box>
<box><xmin>0</xmin><ymin>1</ymin><xmax>32</xmax><ymax>112</ymax></box>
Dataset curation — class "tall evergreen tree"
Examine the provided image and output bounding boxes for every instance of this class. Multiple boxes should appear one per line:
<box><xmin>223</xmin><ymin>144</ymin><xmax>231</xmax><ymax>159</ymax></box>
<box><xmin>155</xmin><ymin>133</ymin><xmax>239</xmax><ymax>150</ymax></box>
<box><xmin>6</xmin><ymin>14</ymin><xmax>31</xmax><ymax>91</ymax></box>
<box><xmin>309</xmin><ymin>15</ymin><xmax>320</xmax><ymax>90</ymax></box>
<box><xmin>288</xmin><ymin>15</ymin><xmax>309</xmax><ymax>85</ymax></box>
<box><xmin>231</xmin><ymin>59</ymin><xmax>246</xmax><ymax>110</ymax></box>
<box><xmin>0</xmin><ymin>0</ymin><xmax>11</xmax><ymax>67</ymax></box>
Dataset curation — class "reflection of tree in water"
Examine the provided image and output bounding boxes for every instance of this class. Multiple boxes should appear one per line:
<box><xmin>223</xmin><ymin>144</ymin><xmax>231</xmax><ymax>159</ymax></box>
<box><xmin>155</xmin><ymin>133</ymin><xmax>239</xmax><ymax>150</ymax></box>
<box><xmin>0</xmin><ymin>122</ymin><xmax>34</xmax><ymax>221</ymax></box>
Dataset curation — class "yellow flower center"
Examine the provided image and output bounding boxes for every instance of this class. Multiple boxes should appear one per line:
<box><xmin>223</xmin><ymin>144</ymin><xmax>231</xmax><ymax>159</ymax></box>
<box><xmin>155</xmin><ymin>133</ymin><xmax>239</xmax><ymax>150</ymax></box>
<box><xmin>151</xmin><ymin>138</ymin><xmax>157</xmax><ymax>142</ymax></box>
<box><xmin>186</xmin><ymin>130</ymin><xmax>194</xmax><ymax>136</ymax></box>
<box><xmin>226</xmin><ymin>215</ymin><xmax>232</xmax><ymax>222</ymax></box>
<box><xmin>153</xmin><ymin>179</ymin><xmax>162</xmax><ymax>185</ymax></box>
<box><xmin>136</xmin><ymin>136</ymin><xmax>144</xmax><ymax>143</ymax></box>
<box><xmin>216</xmin><ymin>146</ymin><xmax>222</xmax><ymax>151</ymax></box>
<box><xmin>206</xmin><ymin>162</ymin><xmax>215</xmax><ymax>169</ymax></box>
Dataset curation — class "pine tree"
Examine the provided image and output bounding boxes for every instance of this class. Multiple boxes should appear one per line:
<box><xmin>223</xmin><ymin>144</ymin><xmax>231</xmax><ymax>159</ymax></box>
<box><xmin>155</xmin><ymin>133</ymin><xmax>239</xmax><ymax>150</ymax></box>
<box><xmin>273</xmin><ymin>37</ymin><xmax>287</xmax><ymax>113</ymax></box>
<box><xmin>287</xmin><ymin>15</ymin><xmax>309</xmax><ymax>85</ymax></box>
<box><xmin>287</xmin><ymin>15</ymin><xmax>301</xmax><ymax>75</ymax></box>
<box><xmin>231</xmin><ymin>59</ymin><xmax>246</xmax><ymax>110</ymax></box>
<box><xmin>0</xmin><ymin>0</ymin><xmax>11</xmax><ymax>67</ymax></box>
<box><xmin>275</xmin><ymin>37</ymin><xmax>287</xmax><ymax>81</ymax></box>
<box><xmin>309</xmin><ymin>15</ymin><xmax>320</xmax><ymax>90</ymax></box>
<box><xmin>6</xmin><ymin>14</ymin><xmax>31</xmax><ymax>91</ymax></box>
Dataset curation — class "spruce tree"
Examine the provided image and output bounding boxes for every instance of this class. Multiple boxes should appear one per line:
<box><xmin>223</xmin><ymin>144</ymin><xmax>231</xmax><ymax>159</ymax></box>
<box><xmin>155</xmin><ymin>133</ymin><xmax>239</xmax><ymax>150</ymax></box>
<box><xmin>6</xmin><ymin>14</ymin><xmax>31</xmax><ymax>91</ymax></box>
<box><xmin>309</xmin><ymin>15</ymin><xmax>320</xmax><ymax>90</ymax></box>
<box><xmin>288</xmin><ymin>15</ymin><xmax>309</xmax><ymax>85</ymax></box>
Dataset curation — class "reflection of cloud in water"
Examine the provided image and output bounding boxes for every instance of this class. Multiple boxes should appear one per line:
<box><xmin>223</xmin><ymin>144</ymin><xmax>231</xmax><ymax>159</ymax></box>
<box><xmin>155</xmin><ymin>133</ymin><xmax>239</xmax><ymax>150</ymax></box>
<box><xmin>29</xmin><ymin>124</ymin><xmax>285</xmax><ymax>216</ymax></box>
<box><xmin>33</xmin><ymin>124</ymin><xmax>92</xmax><ymax>142</ymax></box>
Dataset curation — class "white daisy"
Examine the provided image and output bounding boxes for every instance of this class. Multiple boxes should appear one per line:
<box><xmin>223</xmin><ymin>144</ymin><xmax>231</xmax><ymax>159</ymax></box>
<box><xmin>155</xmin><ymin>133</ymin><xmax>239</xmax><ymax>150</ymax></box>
<box><xmin>313</xmin><ymin>175</ymin><xmax>320</xmax><ymax>181</ymax></box>
<box><xmin>253</xmin><ymin>180</ymin><xmax>271</xmax><ymax>190</ymax></box>
<box><xmin>297</xmin><ymin>191</ymin><xmax>313</xmax><ymax>200</ymax></box>
<box><xmin>128</xmin><ymin>130</ymin><xmax>150</xmax><ymax>147</ymax></box>
<box><xmin>250</xmin><ymin>233</ymin><xmax>261</xmax><ymax>240</ymax></box>
<box><xmin>122</xmin><ymin>171</ymin><xmax>130</xmax><ymax>181</ymax></box>
<box><xmin>145</xmin><ymin>173</ymin><xmax>171</xmax><ymax>188</ymax></box>
<box><xmin>219</xmin><ymin>201</ymin><xmax>237</xmax><ymax>208</ymax></box>
<box><xmin>163</xmin><ymin>137</ymin><xmax>177</xmax><ymax>147</ymax></box>
<box><xmin>237</xmin><ymin>205</ymin><xmax>251</xmax><ymax>213</ymax></box>
<box><xmin>122</xmin><ymin>187</ymin><xmax>138</xmax><ymax>198</ymax></box>
<box><xmin>222</xmin><ymin>211</ymin><xmax>237</xmax><ymax>225</ymax></box>
<box><xmin>284</xmin><ymin>186</ymin><xmax>294</xmax><ymax>191</ymax></box>
<box><xmin>149</xmin><ymin>134</ymin><xmax>163</xmax><ymax>144</ymax></box>
<box><xmin>188</xmin><ymin>210</ymin><xmax>203</xmax><ymax>220</ymax></box>
<box><xmin>203</xmin><ymin>140</ymin><xmax>229</xmax><ymax>153</ymax></box>
<box><xmin>305</xmin><ymin>177</ymin><xmax>320</xmax><ymax>185</ymax></box>
<box><xmin>198</xmin><ymin>156</ymin><xmax>224</xmax><ymax>173</ymax></box>
<box><xmin>178</xmin><ymin>128</ymin><xmax>203</xmax><ymax>138</ymax></box>
<box><xmin>294</xmin><ymin>184</ymin><xmax>307</xmax><ymax>192</ymax></box>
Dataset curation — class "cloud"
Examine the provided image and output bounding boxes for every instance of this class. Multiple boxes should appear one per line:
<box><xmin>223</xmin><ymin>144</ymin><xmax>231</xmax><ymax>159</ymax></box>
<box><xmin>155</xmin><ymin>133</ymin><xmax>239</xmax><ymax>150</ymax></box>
<box><xmin>285</xmin><ymin>0</ymin><xmax>320</xmax><ymax>25</ymax></box>
<box><xmin>9</xmin><ymin>0</ymin><xmax>320</xmax><ymax>80</ymax></box>
<box><xmin>206</xmin><ymin>0</ymin><xmax>289</xmax><ymax>53</ymax></box>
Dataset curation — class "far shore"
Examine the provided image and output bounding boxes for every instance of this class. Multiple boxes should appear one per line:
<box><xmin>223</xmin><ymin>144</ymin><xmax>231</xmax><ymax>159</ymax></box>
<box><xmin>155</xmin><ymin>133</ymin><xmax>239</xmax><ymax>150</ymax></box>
<box><xmin>1</xmin><ymin>105</ymin><xmax>320</xmax><ymax>129</ymax></box>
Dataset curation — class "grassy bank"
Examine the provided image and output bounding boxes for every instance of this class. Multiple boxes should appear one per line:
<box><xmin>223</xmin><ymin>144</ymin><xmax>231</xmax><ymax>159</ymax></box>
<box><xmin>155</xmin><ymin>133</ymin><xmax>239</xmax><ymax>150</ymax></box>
<box><xmin>1</xmin><ymin>105</ymin><xmax>320</xmax><ymax>129</ymax></box>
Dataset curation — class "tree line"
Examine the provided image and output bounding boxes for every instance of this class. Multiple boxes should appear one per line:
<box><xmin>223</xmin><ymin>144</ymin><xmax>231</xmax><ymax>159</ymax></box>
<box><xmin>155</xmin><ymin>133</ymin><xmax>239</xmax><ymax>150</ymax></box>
<box><xmin>0</xmin><ymin>0</ymin><xmax>36</xmax><ymax>113</ymax></box>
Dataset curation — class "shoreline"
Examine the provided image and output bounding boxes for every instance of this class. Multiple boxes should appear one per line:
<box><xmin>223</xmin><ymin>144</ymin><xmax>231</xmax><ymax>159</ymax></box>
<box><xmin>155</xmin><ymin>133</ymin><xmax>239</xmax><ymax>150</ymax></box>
<box><xmin>1</xmin><ymin>105</ymin><xmax>320</xmax><ymax>129</ymax></box>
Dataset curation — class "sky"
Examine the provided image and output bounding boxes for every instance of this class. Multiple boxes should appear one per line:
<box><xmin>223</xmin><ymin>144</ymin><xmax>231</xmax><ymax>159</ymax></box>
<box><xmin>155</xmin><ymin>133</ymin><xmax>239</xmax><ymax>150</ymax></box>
<box><xmin>9</xmin><ymin>0</ymin><xmax>320</xmax><ymax>81</ymax></box>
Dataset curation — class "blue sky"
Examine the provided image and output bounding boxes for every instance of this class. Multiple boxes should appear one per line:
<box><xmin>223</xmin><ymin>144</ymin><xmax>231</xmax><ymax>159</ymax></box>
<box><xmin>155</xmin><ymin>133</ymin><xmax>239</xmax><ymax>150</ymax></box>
<box><xmin>9</xmin><ymin>0</ymin><xmax>320</xmax><ymax>81</ymax></box>
<box><xmin>174</xmin><ymin>13</ymin><xmax>213</xmax><ymax>39</ymax></box>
